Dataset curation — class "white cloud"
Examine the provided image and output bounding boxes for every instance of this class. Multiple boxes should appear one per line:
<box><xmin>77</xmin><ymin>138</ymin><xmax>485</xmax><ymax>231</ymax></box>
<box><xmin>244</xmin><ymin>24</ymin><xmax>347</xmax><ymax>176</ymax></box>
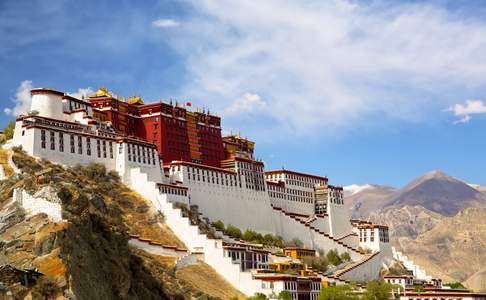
<box><xmin>4</xmin><ymin>80</ymin><xmax>33</xmax><ymax>116</ymax></box>
<box><xmin>448</xmin><ymin>100</ymin><xmax>486</xmax><ymax>124</ymax></box>
<box><xmin>225</xmin><ymin>93</ymin><xmax>267</xmax><ymax>115</ymax></box>
<box><xmin>152</xmin><ymin>18</ymin><xmax>179</xmax><ymax>28</ymax></box>
<box><xmin>68</xmin><ymin>88</ymin><xmax>94</xmax><ymax>99</ymax></box>
<box><xmin>166</xmin><ymin>0</ymin><xmax>486</xmax><ymax>139</ymax></box>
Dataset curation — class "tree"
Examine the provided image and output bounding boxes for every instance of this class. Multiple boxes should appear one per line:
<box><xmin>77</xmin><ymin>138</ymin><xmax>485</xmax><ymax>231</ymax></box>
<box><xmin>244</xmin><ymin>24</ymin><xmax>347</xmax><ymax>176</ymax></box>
<box><xmin>278</xmin><ymin>290</ymin><xmax>292</xmax><ymax>300</ymax></box>
<box><xmin>362</xmin><ymin>280</ymin><xmax>395</xmax><ymax>300</ymax></box>
<box><xmin>3</xmin><ymin>121</ymin><xmax>15</xmax><ymax>140</ymax></box>
<box><xmin>326</xmin><ymin>249</ymin><xmax>343</xmax><ymax>266</ymax></box>
<box><xmin>225</xmin><ymin>225</ymin><xmax>242</xmax><ymax>239</ymax></box>
<box><xmin>340</xmin><ymin>252</ymin><xmax>351</xmax><ymax>262</ymax></box>
<box><xmin>318</xmin><ymin>284</ymin><xmax>358</xmax><ymax>300</ymax></box>
<box><xmin>303</xmin><ymin>256</ymin><xmax>329</xmax><ymax>273</ymax></box>
<box><xmin>286</xmin><ymin>238</ymin><xmax>303</xmax><ymax>248</ymax></box>
<box><xmin>262</xmin><ymin>234</ymin><xmax>275</xmax><ymax>245</ymax></box>
<box><xmin>413</xmin><ymin>284</ymin><xmax>425</xmax><ymax>293</ymax></box>
<box><xmin>212</xmin><ymin>220</ymin><xmax>225</xmax><ymax>231</ymax></box>
<box><xmin>243</xmin><ymin>229</ymin><xmax>258</xmax><ymax>241</ymax></box>
<box><xmin>273</xmin><ymin>235</ymin><xmax>285</xmax><ymax>248</ymax></box>
<box><xmin>249</xmin><ymin>293</ymin><xmax>268</xmax><ymax>300</ymax></box>
<box><xmin>444</xmin><ymin>282</ymin><xmax>467</xmax><ymax>290</ymax></box>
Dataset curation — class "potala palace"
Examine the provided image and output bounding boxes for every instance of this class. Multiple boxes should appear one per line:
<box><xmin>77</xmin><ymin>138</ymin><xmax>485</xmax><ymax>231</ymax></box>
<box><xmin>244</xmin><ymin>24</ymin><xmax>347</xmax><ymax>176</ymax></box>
<box><xmin>9</xmin><ymin>87</ymin><xmax>469</xmax><ymax>299</ymax></box>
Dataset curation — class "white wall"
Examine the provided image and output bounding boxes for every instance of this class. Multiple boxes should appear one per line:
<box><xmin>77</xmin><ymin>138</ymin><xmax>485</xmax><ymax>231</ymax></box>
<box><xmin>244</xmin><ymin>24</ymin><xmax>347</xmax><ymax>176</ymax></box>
<box><xmin>127</xmin><ymin>168</ymin><xmax>267</xmax><ymax>296</ymax></box>
<box><xmin>338</xmin><ymin>251</ymin><xmax>384</xmax><ymax>282</ymax></box>
<box><xmin>170</xmin><ymin>166</ymin><xmax>279</xmax><ymax>234</ymax></box>
<box><xmin>13</xmin><ymin>188</ymin><xmax>62</xmax><ymax>222</ymax></box>
<box><xmin>328</xmin><ymin>201</ymin><xmax>353</xmax><ymax>238</ymax></box>
<box><xmin>31</xmin><ymin>92</ymin><xmax>64</xmax><ymax>120</ymax></box>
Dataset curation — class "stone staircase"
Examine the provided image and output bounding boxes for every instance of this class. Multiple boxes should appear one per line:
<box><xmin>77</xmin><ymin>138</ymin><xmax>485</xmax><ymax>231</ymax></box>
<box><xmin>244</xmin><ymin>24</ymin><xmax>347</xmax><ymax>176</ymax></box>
<box><xmin>127</xmin><ymin>167</ymin><xmax>266</xmax><ymax>296</ymax></box>
<box><xmin>332</xmin><ymin>251</ymin><xmax>381</xmax><ymax>281</ymax></box>
<box><xmin>271</xmin><ymin>205</ymin><xmax>364</xmax><ymax>257</ymax></box>
<box><xmin>392</xmin><ymin>247</ymin><xmax>431</xmax><ymax>280</ymax></box>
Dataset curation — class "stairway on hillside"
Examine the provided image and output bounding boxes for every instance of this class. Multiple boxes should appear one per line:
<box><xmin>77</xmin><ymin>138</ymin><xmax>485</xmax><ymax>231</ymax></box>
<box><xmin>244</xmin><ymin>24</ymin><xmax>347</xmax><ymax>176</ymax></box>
<box><xmin>126</xmin><ymin>167</ymin><xmax>267</xmax><ymax>296</ymax></box>
<box><xmin>392</xmin><ymin>247</ymin><xmax>431</xmax><ymax>280</ymax></box>
<box><xmin>271</xmin><ymin>205</ymin><xmax>364</xmax><ymax>256</ymax></box>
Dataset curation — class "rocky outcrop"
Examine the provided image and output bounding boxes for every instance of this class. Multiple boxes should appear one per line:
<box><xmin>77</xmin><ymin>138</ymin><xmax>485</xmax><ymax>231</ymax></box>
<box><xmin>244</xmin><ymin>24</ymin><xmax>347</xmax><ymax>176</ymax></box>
<box><xmin>0</xmin><ymin>149</ymin><xmax>241</xmax><ymax>299</ymax></box>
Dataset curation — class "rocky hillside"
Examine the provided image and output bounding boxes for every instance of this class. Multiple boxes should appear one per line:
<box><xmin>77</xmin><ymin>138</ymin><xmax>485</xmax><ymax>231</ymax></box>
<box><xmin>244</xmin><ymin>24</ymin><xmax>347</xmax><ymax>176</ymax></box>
<box><xmin>395</xmin><ymin>208</ymin><xmax>486</xmax><ymax>292</ymax></box>
<box><xmin>368</xmin><ymin>205</ymin><xmax>443</xmax><ymax>239</ymax></box>
<box><xmin>344</xmin><ymin>184</ymin><xmax>397</xmax><ymax>218</ymax></box>
<box><xmin>347</xmin><ymin>171</ymin><xmax>486</xmax><ymax>291</ymax></box>
<box><xmin>0</xmin><ymin>147</ymin><xmax>243</xmax><ymax>299</ymax></box>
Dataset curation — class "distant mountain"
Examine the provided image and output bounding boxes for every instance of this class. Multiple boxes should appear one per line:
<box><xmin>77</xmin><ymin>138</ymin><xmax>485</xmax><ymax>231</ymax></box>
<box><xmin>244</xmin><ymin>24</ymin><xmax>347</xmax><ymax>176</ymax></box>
<box><xmin>344</xmin><ymin>184</ymin><xmax>397</xmax><ymax>218</ymax></box>
<box><xmin>469</xmin><ymin>183</ymin><xmax>486</xmax><ymax>193</ymax></box>
<box><xmin>346</xmin><ymin>170</ymin><xmax>486</xmax><ymax>217</ymax></box>
<box><xmin>368</xmin><ymin>205</ymin><xmax>443</xmax><ymax>239</ymax></box>
<box><xmin>395</xmin><ymin>207</ymin><xmax>486</xmax><ymax>291</ymax></box>
<box><xmin>343</xmin><ymin>184</ymin><xmax>375</xmax><ymax>197</ymax></box>
<box><xmin>347</xmin><ymin>171</ymin><xmax>486</xmax><ymax>291</ymax></box>
<box><xmin>389</xmin><ymin>171</ymin><xmax>486</xmax><ymax>216</ymax></box>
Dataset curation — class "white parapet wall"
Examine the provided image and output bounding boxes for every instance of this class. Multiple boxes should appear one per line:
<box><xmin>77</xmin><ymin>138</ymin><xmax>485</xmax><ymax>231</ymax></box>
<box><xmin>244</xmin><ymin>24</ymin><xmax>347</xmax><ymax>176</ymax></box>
<box><xmin>127</xmin><ymin>167</ymin><xmax>266</xmax><ymax>296</ymax></box>
<box><xmin>337</xmin><ymin>251</ymin><xmax>384</xmax><ymax>282</ymax></box>
<box><xmin>13</xmin><ymin>188</ymin><xmax>62</xmax><ymax>222</ymax></box>
<box><xmin>128</xmin><ymin>238</ymin><xmax>188</xmax><ymax>258</ymax></box>
<box><xmin>392</xmin><ymin>247</ymin><xmax>431</xmax><ymax>280</ymax></box>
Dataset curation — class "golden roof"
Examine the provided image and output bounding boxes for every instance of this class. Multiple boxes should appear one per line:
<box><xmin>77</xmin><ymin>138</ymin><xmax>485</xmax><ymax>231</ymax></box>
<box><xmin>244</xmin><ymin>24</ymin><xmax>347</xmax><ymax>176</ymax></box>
<box><xmin>127</xmin><ymin>96</ymin><xmax>144</xmax><ymax>105</ymax></box>
<box><xmin>90</xmin><ymin>87</ymin><xmax>113</xmax><ymax>98</ymax></box>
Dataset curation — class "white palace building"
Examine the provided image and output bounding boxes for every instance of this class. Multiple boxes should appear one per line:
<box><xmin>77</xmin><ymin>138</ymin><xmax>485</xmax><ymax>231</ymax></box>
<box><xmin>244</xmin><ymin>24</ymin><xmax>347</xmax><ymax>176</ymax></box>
<box><xmin>9</xmin><ymin>87</ymin><xmax>435</xmax><ymax>297</ymax></box>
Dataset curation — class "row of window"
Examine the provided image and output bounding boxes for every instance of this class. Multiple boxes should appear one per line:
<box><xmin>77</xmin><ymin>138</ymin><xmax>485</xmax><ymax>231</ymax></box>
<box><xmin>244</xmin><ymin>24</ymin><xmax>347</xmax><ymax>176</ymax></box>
<box><xmin>40</xmin><ymin>129</ymin><xmax>113</xmax><ymax>159</ymax></box>
<box><xmin>158</xmin><ymin>185</ymin><xmax>187</xmax><ymax>196</ymax></box>
<box><xmin>266</xmin><ymin>173</ymin><xmax>327</xmax><ymax>188</ymax></box>
<box><xmin>187</xmin><ymin>167</ymin><xmax>241</xmax><ymax>188</ymax></box>
<box><xmin>268</xmin><ymin>190</ymin><xmax>314</xmax><ymax>204</ymax></box>
<box><xmin>358</xmin><ymin>228</ymin><xmax>389</xmax><ymax>243</ymax></box>
<box><xmin>329</xmin><ymin>189</ymin><xmax>344</xmax><ymax>205</ymax></box>
<box><xmin>127</xmin><ymin>143</ymin><xmax>157</xmax><ymax>165</ymax></box>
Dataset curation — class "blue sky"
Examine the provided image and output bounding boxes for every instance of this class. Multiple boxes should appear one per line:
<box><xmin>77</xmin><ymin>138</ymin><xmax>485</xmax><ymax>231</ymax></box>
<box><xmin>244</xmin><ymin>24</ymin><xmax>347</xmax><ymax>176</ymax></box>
<box><xmin>1</xmin><ymin>0</ymin><xmax>486</xmax><ymax>187</ymax></box>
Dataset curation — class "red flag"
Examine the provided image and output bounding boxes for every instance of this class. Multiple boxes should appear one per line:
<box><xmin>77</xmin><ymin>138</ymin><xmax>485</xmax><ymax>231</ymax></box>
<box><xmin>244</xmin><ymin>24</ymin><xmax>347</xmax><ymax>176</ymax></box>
<box><xmin>186</xmin><ymin>102</ymin><xmax>192</xmax><ymax>107</ymax></box>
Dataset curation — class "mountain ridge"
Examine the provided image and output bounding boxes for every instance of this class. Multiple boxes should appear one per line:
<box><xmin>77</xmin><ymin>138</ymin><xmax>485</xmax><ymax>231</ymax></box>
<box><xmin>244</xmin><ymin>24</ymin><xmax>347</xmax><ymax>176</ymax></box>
<box><xmin>346</xmin><ymin>170</ymin><xmax>486</xmax><ymax>217</ymax></box>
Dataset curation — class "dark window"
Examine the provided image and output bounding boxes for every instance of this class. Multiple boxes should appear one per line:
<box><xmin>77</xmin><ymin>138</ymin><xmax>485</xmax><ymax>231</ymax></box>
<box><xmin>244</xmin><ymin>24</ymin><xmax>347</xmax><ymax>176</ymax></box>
<box><xmin>59</xmin><ymin>132</ymin><xmax>64</xmax><ymax>152</ymax></box>
<box><xmin>50</xmin><ymin>131</ymin><xmax>55</xmax><ymax>150</ymax></box>
<box><xmin>78</xmin><ymin>136</ymin><xmax>83</xmax><ymax>154</ymax></box>
<box><xmin>70</xmin><ymin>135</ymin><xmax>75</xmax><ymax>153</ymax></box>
<box><xmin>87</xmin><ymin>137</ymin><xmax>91</xmax><ymax>156</ymax></box>
<box><xmin>41</xmin><ymin>130</ymin><xmax>46</xmax><ymax>149</ymax></box>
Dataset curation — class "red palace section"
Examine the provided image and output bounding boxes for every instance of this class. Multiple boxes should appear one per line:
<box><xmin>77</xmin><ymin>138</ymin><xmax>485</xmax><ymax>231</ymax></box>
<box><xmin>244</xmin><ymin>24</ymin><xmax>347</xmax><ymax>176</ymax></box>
<box><xmin>88</xmin><ymin>88</ymin><xmax>225</xmax><ymax>167</ymax></box>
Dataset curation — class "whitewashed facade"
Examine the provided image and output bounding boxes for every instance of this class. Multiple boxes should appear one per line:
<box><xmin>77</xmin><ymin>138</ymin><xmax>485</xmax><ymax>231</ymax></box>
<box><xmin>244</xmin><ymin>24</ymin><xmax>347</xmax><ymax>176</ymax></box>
<box><xmin>9</xmin><ymin>87</ymin><xmax>401</xmax><ymax>295</ymax></box>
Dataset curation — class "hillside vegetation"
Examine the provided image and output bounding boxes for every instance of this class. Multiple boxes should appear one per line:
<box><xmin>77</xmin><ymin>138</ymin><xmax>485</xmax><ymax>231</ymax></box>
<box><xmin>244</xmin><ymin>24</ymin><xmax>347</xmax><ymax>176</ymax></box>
<box><xmin>0</xmin><ymin>148</ymin><xmax>242</xmax><ymax>299</ymax></box>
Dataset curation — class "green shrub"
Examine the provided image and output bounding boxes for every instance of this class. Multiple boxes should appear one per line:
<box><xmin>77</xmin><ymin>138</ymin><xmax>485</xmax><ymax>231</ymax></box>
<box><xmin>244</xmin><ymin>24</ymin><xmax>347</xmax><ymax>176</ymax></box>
<box><xmin>243</xmin><ymin>229</ymin><xmax>258</xmax><ymax>241</ymax></box>
<box><xmin>363</xmin><ymin>280</ymin><xmax>400</xmax><ymax>300</ymax></box>
<box><xmin>285</xmin><ymin>238</ymin><xmax>303</xmax><ymax>248</ymax></box>
<box><xmin>318</xmin><ymin>284</ymin><xmax>357</xmax><ymax>300</ymax></box>
<box><xmin>3</xmin><ymin>121</ymin><xmax>15</xmax><ymax>140</ymax></box>
<box><xmin>413</xmin><ymin>284</ymin><xmax>425</xmax><ymax>293</ymax></box>
<box><xmin>326</xmin><ymin>249</ymin><xmax>343</xmax><ymax>266</ymax></box>
<box><xmin>278</xmin><ymin>290</ymin><xmax>292</xmax><ymax>300</ymax></box>
<box><xmin>249</xmin><ymin>293</ymin><xmax>268</xmax><ymax>300</ymax></box>
<box><xmin>225</xmin><ymin>225</ymin><xmax>242</xmax><ymax>239</ymax></box>
<box><xmin>444</xmin><ymin>282</ymin><xmax>467</xmax><ymax>290</ymax></box>
<box><xmin>303</xmin><ymin>256</ymin><xmax>329</xmax><ymax>273</ymax></box>
<box><xmin>211</xmin><ymin>220</ymin><xmax>225</xmax><ymax>231</ymax></box>
<box><xmin>341</xmin><ymin>252</ymin><xmax>351</xmax><ymax>262</ymax></box>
